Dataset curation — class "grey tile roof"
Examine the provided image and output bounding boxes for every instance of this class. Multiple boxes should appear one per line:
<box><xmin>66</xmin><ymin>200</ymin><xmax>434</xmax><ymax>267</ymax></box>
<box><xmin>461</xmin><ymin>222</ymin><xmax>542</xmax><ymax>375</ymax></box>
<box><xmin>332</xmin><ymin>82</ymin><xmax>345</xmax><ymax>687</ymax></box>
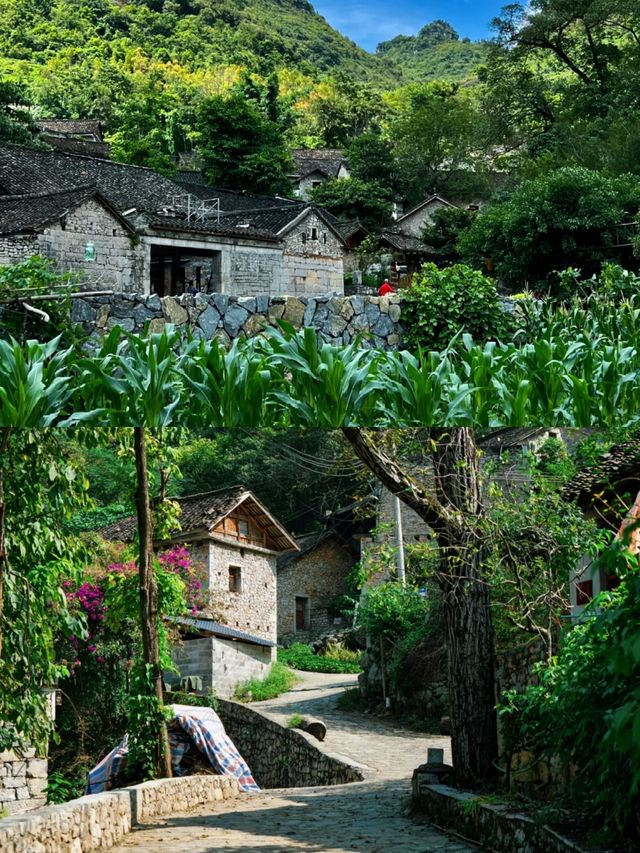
<box><xmin>167</xmin><ymin>615</ymin><xmax>276</xmax><ymax>647</ymax></box>
<box><xmin>37</xmin><ymin>119</ymin><xmax>104</xmax><ymax>140</ymax></box>
<box><xmin>0</xmin><ymin>187</ymin><xmax>130</xmax><ymax>236</ymax></box>
<box><xmin>40</xmin><ymin>135</ymin><xmax>111</xmax><ymax>159</ymax></box>
<box><xmin>561</xmin><ymin>432</ymin><xmax>640</xmax><ymax>505</ymax></box>
<box><xmin>292</xmin><ymin>148</ymin><xmax>347</xmax><ymax>179</ymax></box>
<box><xmin>0</xmin><ymin>143</ymin><xmax>186</xmax><ymax>214</ymax></box>
<box><xmin>147</xmin><ymin>213</ymin><xmax>280</xmax><ymax>244</ymax></box>
<box><xmin>98</xmin><ymin>486</ymin><xmax>298</xmax><ymax>552</ymax></box>
<box><xmin>379</xmin><ymin>229</ymin><xmax>429</xmax><ymax>252</ymax></box>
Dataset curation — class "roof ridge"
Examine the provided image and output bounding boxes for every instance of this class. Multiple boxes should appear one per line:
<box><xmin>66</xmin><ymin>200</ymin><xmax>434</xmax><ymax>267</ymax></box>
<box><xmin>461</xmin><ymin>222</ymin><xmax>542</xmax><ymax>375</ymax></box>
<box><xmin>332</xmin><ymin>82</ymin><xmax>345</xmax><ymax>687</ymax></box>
<box><xmin>167</xmin><ymin>485</ymin><xmax>247</xmax><ymax>502</ymax></box>
<box><xmin>0</xmin><ymin>185</ymin><xmax>97</xmax><ymax>202</ymax></box>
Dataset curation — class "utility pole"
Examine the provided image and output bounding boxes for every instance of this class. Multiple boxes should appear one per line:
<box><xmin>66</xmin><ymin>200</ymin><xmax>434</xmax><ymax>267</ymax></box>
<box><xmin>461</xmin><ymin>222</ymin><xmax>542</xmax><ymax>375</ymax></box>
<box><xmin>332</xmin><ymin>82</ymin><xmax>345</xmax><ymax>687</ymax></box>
<box><xmin>394</xmin><ymin>495</ymin><xmax>406</xmax><ymax>586</ymax></box>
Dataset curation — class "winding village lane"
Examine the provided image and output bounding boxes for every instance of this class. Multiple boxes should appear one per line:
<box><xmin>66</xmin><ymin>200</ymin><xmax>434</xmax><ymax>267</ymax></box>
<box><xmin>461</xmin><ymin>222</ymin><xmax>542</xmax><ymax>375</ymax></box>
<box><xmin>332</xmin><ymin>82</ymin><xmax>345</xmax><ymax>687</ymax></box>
<box><xmin>113</xmin><ymin>672</ymin><xmax>477</xmax><ymax>853</ymax></box>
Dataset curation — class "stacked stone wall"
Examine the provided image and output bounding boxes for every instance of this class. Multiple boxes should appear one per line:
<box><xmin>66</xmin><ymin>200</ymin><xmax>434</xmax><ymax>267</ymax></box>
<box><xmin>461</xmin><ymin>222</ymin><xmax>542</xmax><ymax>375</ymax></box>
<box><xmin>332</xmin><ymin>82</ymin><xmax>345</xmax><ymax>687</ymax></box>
<box><xmin>217</xmin><ymin>699</ymin><xmax>365</xmax><ymax>789</ymax></box>
<box><xmin>0</xmin><ymin>749</ymin><xmax>48</xmax><ymax>815</ymax></box>
<box><xmin>0</xmin><ymin>775</ymin><xmax>240</xmax><ymax>853</ymax></box>
<box><xmin>70</xmin><ymin>290</ymin><xmax>404</xmax><ymax>350</ymax></box>
<box><xmin>277</xmin><ymin>538</ymin><xmax>355</xmax><ymax>644</ymax></box>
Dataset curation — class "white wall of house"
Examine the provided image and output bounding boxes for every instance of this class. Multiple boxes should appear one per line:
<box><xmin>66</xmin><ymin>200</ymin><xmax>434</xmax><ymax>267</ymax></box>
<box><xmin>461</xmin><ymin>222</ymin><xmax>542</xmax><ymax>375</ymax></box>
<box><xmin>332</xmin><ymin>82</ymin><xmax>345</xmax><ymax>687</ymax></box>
<box><xmin>569</xmin><ymin>553</ymin><xmax>601</xmax><ymax>619</ymax></box>
<box><xmin>172</xmin><ymin>636</ymin><xmax>275</xmax><ymax>698</ymax></box>
<box><xmin>280</xmin><ymin>211</ymin><xmax>344</xmax><ymax>295</ymax></box>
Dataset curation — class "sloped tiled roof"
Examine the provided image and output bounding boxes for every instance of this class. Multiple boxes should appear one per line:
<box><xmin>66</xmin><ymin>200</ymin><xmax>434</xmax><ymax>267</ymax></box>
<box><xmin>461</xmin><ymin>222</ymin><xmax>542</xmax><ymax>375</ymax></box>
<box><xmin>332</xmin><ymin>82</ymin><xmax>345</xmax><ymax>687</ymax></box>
<box><xmin>379</xmin><ymin>229</ymin><xmax>429</xmax><ymax>252</ymax></box>
<box><xmin>0</xmin><ymin>187</ymin><xmax>132</xmax><ymax>236</ymax></box>
<box><xmin>98</xmin><ymin>486</ymin><xmax>298</xmax><ymax>552</ymax></box>
<box><xmin>395</xmin><ymin>194</ymin><xmax>457</xmax><ymax>224</ymax></box>
<box><xmin>167</xmin><ymin>615</ymin><xmax>276</xmax><ymax>647</ymax></box>
<box><xmin>0</xmin><ymin>143</ymin><xmax>185</xmax><ymax>214</ymax></box>
<box><xmin>561</xmin><ymin>432</ymin><xmax>640</xmax><ymax>506</ymax></box>
<box><xmin>41</xmin><ymin>135</ymin><xmax>111</xmax><ymax>159</ymax></box>
<box><xmin>291</xmin><ymin>148</ymin><xmax>347</xmax><ymax>179</ymax></box>
<box><xmin>37</xmin><ymin>119</ymin><xmax>104</xmax><ymax>139</ymax></box>
<box><xmin>148</xmin><ymin>213</ymin><xmax>280</xmax><ymax>244</ymax></box>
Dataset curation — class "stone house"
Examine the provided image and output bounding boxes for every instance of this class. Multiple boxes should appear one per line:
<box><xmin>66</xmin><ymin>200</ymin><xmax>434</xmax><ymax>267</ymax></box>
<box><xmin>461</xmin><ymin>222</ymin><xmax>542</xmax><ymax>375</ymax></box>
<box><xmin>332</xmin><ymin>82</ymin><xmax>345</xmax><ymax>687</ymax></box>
<box><xmin>0</xmin><ymin>187</ymin><xmax>142</xmax><ymax>292</ymax></box>
<box><xmin>289</xmin><ymin>149</ymin><xmax>350</xmax><ymax>200</ymax></box>
<box><xmin>392</xmin><ymin>194</ymin><xmax>458</xmax><ymax>238</ymax></box>
<box><xmin>99</xmin><ymin>486</ymin><xmax>298</xmax><ymax>698</ymax></box>
<box><xmin>0</xmin><ymin>143</ymin><xmax>347</xmax><ymax>298</ymax></box>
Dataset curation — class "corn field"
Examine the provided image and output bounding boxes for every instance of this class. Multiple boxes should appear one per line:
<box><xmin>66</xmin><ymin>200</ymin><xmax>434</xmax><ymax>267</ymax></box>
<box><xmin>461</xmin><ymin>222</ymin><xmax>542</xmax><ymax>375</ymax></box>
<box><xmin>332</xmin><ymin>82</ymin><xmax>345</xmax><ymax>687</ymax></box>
<box><xmin>1</xmin><ymin>296</ymin><xmax>640</xmax><ymax>427</ymax></box>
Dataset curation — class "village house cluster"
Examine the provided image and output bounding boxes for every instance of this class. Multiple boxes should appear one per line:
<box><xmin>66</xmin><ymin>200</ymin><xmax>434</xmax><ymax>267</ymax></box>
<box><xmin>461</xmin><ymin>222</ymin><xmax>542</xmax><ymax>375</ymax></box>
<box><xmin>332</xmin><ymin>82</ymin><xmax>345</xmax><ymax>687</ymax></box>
<box><xmin>0</xmin><ymin>130</ymin><xmax>457</xmax><ymax>298</ymax></box>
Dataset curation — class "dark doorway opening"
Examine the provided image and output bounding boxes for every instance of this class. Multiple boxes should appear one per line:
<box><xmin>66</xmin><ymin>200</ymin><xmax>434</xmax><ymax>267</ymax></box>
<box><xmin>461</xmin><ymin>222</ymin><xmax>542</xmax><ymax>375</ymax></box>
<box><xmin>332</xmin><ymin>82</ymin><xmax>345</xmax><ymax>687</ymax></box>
<box><xmin>150</xmin><ymin>246</ymin><xmax>222</xmax><ymax>297</ymax></box>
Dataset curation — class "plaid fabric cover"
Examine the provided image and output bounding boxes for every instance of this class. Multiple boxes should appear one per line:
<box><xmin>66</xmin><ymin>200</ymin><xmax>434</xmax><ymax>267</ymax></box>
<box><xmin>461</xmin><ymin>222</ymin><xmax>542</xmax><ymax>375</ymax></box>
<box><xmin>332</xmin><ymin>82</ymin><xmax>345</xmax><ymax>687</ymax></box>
<box><xmin>86</xmin><ymin>734</ymin><xmax>129</xmax><ymax>794</ymax></box>
<box><xmin>171</xmin><ymin>704</ymin><xmax>259</xmax><ymax>792</ymax></box>
<box><xmin>86</xmin><ymin>704</ymin><xmax>259</xmax><ymax>794</ymax></box>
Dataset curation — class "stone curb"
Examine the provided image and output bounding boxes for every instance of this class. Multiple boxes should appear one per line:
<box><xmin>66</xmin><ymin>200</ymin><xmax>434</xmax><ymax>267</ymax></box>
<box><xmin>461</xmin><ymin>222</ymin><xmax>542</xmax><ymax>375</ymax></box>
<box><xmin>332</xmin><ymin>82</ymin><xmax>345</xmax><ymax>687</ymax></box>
<box><xmin>413</xmin><ymin>782</ymin><xmax>588</xmax><ymax>853</ymax></box>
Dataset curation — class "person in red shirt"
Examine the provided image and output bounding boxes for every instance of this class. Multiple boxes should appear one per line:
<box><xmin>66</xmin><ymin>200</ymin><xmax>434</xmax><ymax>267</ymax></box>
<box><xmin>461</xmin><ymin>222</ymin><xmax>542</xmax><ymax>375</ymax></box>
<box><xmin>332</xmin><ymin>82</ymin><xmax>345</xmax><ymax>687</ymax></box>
<box><xmin>378</xmin><ymin>280</ymin><xmax>395</xmax><ymax>296</ymax></box>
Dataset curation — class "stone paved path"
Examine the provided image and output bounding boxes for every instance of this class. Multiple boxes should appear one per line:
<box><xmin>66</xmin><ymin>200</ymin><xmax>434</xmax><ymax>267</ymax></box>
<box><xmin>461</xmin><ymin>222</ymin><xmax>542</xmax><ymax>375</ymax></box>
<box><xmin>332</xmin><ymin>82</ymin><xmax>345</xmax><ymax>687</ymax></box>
<box><xmin>113</xmin><ymin>671</ymin><xmax>476</xmax><ymax>853</ymax></box>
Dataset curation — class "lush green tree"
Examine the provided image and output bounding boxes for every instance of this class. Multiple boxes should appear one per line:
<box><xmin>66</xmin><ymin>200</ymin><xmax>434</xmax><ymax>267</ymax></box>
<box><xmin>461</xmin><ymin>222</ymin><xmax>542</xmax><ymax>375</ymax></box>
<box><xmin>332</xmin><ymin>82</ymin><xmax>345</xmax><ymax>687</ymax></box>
<box><xmin>458</xmin><ymin>167</ymin><xmax>640</xmax><ymax>291</ymax></box>
<box><xmin>385</xmin><ymin>82</ymin><xmax>491</xmax><ymax>205</ymax></box>
<box><xmin>0</xmin><ymin>80</ymin><xmax>37</xmax><ymax>145</ymax></box>
<box><xmin>308</xmin><ymin>177</ymin><xmax>392</xmax><ymax>228</ymax></box>
<box><xmin>421</xmin><ymin>206</ymin><xmax>475</xmax><ymax>264</ymax></box>
<box><xmin>197</xmin><ymin>92</ymin><xmax>292</xmax><ymax>193</ymax></box>
<box><xmin>346</xmin><ymin>131</ymin><xmax>395</xmax><ymax>191</ymax></box>
<box><xmin>0</xmin><ymin>430</ymin><xmax>90</xmax><ymax>753</ymax></box>
<box><xmin>401</xmin><ymin>262</ymin><xmax>514</xmax><ymax>351</ymax></box>
<box><xmin>499</xmin><ymin>538</ymin><xmax>640</xmax><ymax>843</ymax></box>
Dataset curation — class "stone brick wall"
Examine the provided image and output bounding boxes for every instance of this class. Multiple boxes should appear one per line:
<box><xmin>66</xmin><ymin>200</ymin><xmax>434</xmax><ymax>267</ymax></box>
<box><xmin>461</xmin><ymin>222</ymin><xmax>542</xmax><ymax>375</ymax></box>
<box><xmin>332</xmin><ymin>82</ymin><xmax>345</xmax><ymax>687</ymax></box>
<box><xmin>69</xmin><ymin>291</ymin><xmax>404</xmax><ymax>350</ymax></box>
<box><xmin>277</xmin><ymin>537</ymin><xmax>355</xmax><ymax>644</ymax></box>
<box><xmin>1</xmin><ymin>199</ymin><xmax>145</xmax><ymax>291</ymax></box>
<box><xmin>0</xmin><ymin>234</ymin><xmax>38</xmax><ymax>263</ymax></box>
<box><xmin>217</xmin><ymin>699</ymin><xmax>365</xmax><ymax>788</ymax></box>
<box><xmin>0</xmin><ymin>749</ymin><xmax>48</xmax><ymax>815</ymax></box>
<box><xmin>0</xmin><ymin>775</ymin><xmax>240</xmax><ymax>853</ymax></box>
<box><xmin>206</xmin><ymin>540</ymin><xmax>277</xmax><ymax>644</ymax></box>
<box><xmin>171</xmin><ymin>636</ymin><xmax>274</xmax><ymax>698</ymax></box>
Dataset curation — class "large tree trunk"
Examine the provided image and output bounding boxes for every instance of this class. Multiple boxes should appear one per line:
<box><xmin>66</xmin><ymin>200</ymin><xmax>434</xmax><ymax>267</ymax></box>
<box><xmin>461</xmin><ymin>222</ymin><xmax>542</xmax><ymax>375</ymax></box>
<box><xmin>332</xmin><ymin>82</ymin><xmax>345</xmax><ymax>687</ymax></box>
<box><xmin>0</xmin><ymin>429</ymin><xmax>9</xmax><ymax>661</ymax></box>
<box><xmin>342</xmin><ymin>428</ymin><xmax>498</xmax><ymax>788</ymax></box>
<box><xmin>432</xmin><ymin>429</ymin><xmax>498</xmax><ymax>787</ymax></box>
<box><xmin>133</xmin><ymin>427</ymin><xmax>172</xmax><ymax>779</ymax></box>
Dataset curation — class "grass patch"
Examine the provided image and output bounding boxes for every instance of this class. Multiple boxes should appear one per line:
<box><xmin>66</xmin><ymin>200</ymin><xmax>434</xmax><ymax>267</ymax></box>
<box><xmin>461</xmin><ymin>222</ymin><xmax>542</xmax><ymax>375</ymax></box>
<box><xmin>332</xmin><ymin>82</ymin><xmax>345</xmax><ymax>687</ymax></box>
<box><xmin>286</xmin><ymin>713</ymin><xmax>304</xmax><ymax>728</ymax></box>
<box><xmin>278</xmin><ymin>642</ymin><xmax>362</xmax><ymax>674</ymax></box>
<box><xmin>234</xmin><ymin>662</ymin><xmax>299</xmax><ymax>702</ymax></box>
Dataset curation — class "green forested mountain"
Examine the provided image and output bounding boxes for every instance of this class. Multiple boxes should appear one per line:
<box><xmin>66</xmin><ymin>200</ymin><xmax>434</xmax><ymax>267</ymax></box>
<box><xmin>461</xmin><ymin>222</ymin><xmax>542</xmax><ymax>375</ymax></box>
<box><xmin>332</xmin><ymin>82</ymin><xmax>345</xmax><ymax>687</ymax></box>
<box><xmin>377</xmin><ymin>20</ymin><xmax>488</xmax><ymax>82</ymax></box>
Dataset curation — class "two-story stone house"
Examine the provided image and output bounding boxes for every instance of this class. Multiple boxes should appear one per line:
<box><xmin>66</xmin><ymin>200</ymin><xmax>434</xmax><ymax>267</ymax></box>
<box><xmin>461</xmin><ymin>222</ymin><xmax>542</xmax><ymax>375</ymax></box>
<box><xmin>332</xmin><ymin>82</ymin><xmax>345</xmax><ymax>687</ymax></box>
<box><xmin>99</xmin><ymin>486</ymin><xmax>298</xmax><ymax>697</ymax></box>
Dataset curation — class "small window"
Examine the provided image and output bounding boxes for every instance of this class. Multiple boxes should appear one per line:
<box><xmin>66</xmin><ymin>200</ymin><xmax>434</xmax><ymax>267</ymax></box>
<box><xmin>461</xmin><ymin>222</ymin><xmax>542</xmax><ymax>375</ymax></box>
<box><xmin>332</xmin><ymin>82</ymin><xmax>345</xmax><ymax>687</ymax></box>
<box><xmin>311</xmin><ymin>181</ymin><xmax>321</xmax><ymax>189</ymax></box>
<box><xmin>238</xmin><ymin>519</ymin><xmax>249</xmax><ymax>539</ymax></box>
<box><xmin>59</xmin><ymin>215</ymin><xmax>66</xmax><ymax>231</ymax></box>
<box><xmin>229</xmin><ymin>566</ymin><xmax>242</xmax><ymax>593</ymax></box>
<box><xmin>575</xmin><ymin>580</ymin><xmax>593</xmax><ymax>606</ymax></box>
<box><xmin>301</xmin><ymin>232</ymin><xmax>307</xmax><ymax>244</ymax></box>
<box><xmin>295</xmin><ymin>596</ymin><xmax>310</xmax><ymax>631</ymax></box>
<box><xmin>310</xmin><ymin>227</ymin><xmax>318</xmax><ymax>240</ymax></box>
<box><xmin>322</xmin><ymin>232</ymin><xmax>327</xmax><ymax>244</ymax></box>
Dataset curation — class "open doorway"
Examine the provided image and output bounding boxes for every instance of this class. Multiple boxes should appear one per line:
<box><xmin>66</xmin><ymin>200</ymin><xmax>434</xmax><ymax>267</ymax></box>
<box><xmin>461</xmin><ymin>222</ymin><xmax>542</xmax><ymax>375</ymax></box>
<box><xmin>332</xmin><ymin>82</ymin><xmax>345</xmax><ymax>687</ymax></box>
<box><xmin>150</xmin><ymin>246</ymin><xmax>222</xmax><ymax>297</ymax></box>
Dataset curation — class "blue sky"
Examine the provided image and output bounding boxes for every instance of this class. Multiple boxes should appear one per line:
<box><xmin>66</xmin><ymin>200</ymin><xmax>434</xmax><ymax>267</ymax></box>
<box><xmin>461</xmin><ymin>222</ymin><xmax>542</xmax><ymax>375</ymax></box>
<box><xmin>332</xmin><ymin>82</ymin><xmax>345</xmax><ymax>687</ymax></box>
<box><xmin>312</xmin><ymin>1</ymin><xmax>505</xmax><ymax>52</ymax></box>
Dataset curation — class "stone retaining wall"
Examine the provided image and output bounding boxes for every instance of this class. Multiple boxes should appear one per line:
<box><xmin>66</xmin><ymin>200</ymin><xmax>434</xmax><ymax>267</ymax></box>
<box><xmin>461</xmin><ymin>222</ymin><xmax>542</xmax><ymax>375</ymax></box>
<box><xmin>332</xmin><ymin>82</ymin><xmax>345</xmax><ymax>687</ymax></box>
<box><xmin>413</xmin><ymin>783</ymin><xmax>584</xmax><ymax>853</ymax></box>
<box><xmin>0</xmin><ymin>749</ymin><xmax>48</xmax><ymax>815</ymax></box>
<box><xmin>70</xmin><ymin>291</ymin><xmax>404</xmax><ymax>350</ymax></box>
<box><xmin>217</xmin><ymin>698</ymin><xmax>365</xmax><ymax>788</ymax></box>
<box><xmin>0</xmin><ymin>775</ymin><xmax>240</xmax><ymax>853</ymax></box>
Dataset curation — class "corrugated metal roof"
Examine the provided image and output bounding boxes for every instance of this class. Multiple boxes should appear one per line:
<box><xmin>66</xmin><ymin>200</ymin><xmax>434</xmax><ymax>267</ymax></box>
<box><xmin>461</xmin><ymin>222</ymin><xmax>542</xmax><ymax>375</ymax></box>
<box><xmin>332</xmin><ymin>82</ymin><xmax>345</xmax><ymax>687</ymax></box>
<box><xmin>168</xmin><ymin>615</ymin><xmax>276</xmax><ymax>647</ymax></box>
